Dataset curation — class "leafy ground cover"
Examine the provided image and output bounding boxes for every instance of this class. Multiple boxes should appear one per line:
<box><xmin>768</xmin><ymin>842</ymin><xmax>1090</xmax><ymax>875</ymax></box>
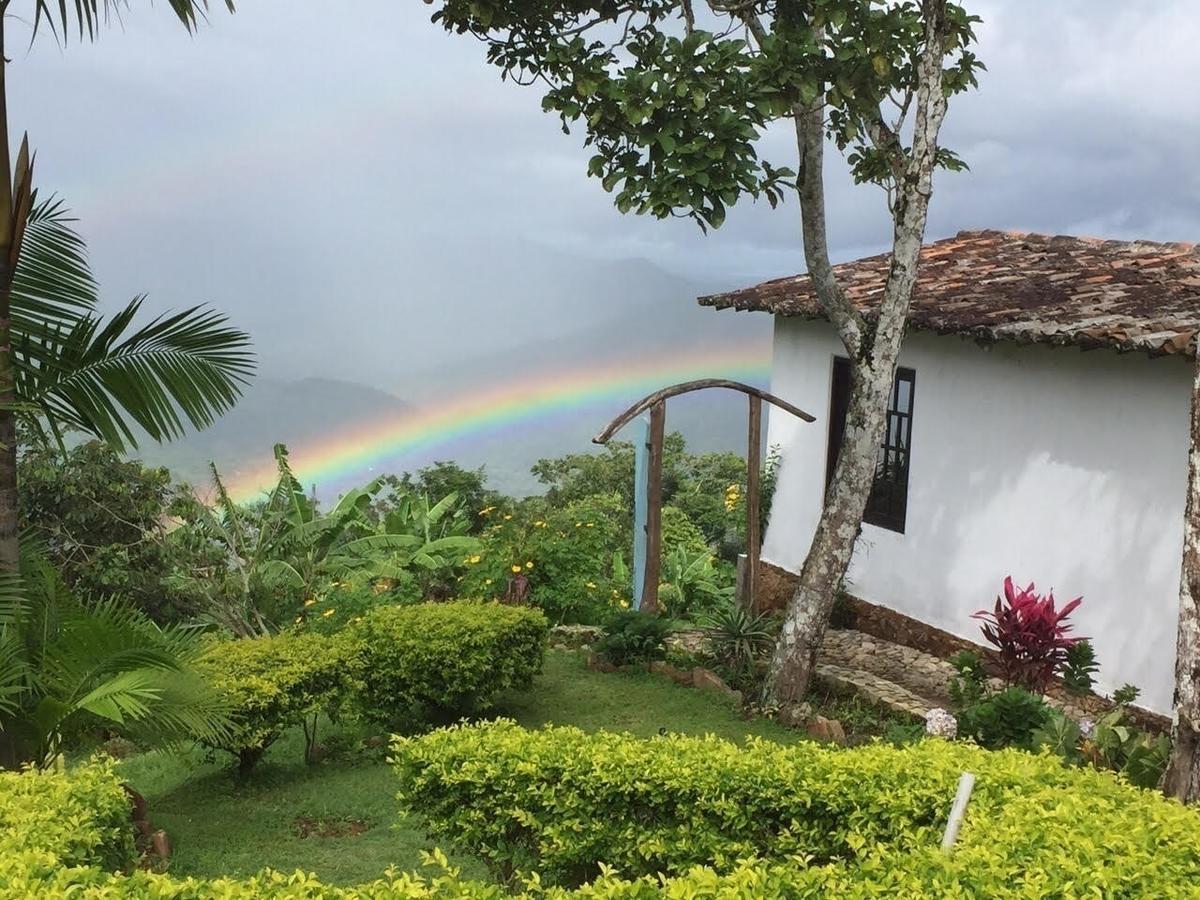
<box><xmin>117</xmin><ymin>651</ymin><xmax>819</xmax><ymax>884</ymax></box>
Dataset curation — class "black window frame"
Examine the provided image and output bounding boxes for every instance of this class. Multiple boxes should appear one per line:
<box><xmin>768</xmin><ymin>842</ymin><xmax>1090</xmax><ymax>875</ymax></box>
<box><xmin>825</xmin><ymin>356</ymin><xmax>916</xmax><ymax>534</ymax></box>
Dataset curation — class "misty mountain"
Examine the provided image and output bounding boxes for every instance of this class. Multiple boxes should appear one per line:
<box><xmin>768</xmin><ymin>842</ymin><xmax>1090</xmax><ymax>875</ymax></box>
<box><xmin>134</xmin><ymin>249</ymin><xmax>771</xmax><ymax>497</ymax></box>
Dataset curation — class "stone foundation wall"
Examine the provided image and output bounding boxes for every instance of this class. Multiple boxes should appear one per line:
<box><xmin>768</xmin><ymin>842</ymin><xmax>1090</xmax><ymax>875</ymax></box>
<box><xmin>756</xmin><ymin>560</ymin><xmax>1169</xmax><ymax>731</ymax></box>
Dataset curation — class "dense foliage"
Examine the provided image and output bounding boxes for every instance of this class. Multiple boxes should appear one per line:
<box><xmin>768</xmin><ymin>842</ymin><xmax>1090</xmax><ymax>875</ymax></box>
<box><xmin>18</xmin><ymin>442</ymin><xmax>188</xmax><ymax>621</ymax></box>
<box><xmin>393</xmin><ymin>721</ymin><xmax>1200</xmax><ymax>893</ymax></box>
<box><xmin>0</xmin><ymin>554</ymin><xmax>230</xmax><ymax>770</ymax></box>
<box><xmin>593</xmin><ymin>608</ymin><xmax>672</xmax><ymax>667</ymax></box>
<box><xmin>195</xmin><ymin>630</ymin><xmax>345</xmax><ymax>773</ymax></box>
<box><xmin>4</xmin><ymin>725</ymin><xmax>1199</xmax><ymax>897</ymax></box>
<box><xmin>342</xmin><ymin>602</ymin><xmax>547</xmax><ymax>727</ymax></box>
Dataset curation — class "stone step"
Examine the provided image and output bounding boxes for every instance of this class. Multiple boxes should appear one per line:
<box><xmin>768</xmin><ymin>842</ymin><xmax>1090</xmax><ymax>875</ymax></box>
<box><xmin>815</xmin><ymin>662</ymin><xmax>935</xmax><ymax>720</ymax></box>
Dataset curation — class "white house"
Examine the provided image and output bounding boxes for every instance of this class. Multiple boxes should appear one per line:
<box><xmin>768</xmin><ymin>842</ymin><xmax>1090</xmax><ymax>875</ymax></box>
<box><xmin>701</xmin><ymin>230</ymin><xmax>1200</xmax><ymax>714</ymax></box>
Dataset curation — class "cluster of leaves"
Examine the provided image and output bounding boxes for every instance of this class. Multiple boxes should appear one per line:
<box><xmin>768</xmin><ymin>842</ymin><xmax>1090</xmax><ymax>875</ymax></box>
<box><xmin>393</xmin><ymin>720</ymin><xmax>1200</xmax><ymax>892</ymax></box>
<box><xmin>340</xmin><ymin>602</ymin><xmax>547</xmax><ymax>728</ymax></box>
<box><xmin>701</xmin><ymin>604</ymin><xmax>778</xmax><ymax>689</ymax></box>
<box><xmin>169</xmin><ymin>445</ymin><xmax>479</xmax><ymax>635</ymax></box>
<box><xmin>430</xmin><ymin>0</ymin><xmax>981</xmax><ymax>230</ymax></box>
<box><xmin>0</xmin><ymin>552</ymin><xmax>230</xmax><ymax>771</ymax></box>
<box><xmin>18</xmin><ymin>441</ymin><xmax>190</xmax><ymax>622</ymax></box>
<box><xmin>1033</xmin><ymin>685</ymin><xmax>1172</xmax><ymax>790</ymax></box>
<box><xmin>194</xmin><ymin>630</ymin><xmax>346</xmax><ymax>774</ymax></box>
<box><xmin>593</xmin><ymin>608</ymin><xmax>672</xmax><ymax>667</ymax></box>
<box><xmin>972</xmin><ymin>576</ymin><xmax>1084</xmax><ymax>693</ymax></box>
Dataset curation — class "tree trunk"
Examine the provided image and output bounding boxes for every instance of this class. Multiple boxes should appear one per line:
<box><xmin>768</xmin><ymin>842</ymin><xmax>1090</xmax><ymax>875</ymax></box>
<box><xmin>1165</xmin><ymin>351</ymin><xmax>1200</xmax><ymax>804</ymax></box>
<box><xmin>763</xmin><ymin>0</ymin><xmax>951</xmax><ymax>709</ymax></box>
<box><xmin>0</xmin><ymin>20</ymin><xmax>18</xmax><ymax>574</ymax></box>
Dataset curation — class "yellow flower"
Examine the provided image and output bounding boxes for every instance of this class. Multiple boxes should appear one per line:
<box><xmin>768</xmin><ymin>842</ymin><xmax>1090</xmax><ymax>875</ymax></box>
<box><xmin>534</xmin><ymin>520</ymin><xmax>546</xmax><ymax>528</ymax></box>
<box><xmin>353</xmin><ymin>616</ymin><xmax>363</xmax><ymax>623</ymax></box>
<box><xmin>586</xmin><ymin>582</ymin><xmax>597</xmax><ymax>589</ymax></box>
<box><xmin>525</xmin><ymin>561</ymin><xmax>534</xmax><ymax>570</ymax></box>
<box><xmin>618</xmin><ymin>599</ymin><xmax>630</xmax><ymax>609</ymax></box>
<box><xmin>303</xmin><ymin>598</ymin><xmax>317</xmax><ymax>607</ymax></box>
<box><xmin>293</xmin><ymin>616</ymin><xmax>302</xmax><ymax>624</ymax></box>
<box><xmin>504</xmin><ymin>514</ymin><xmax>513</xmax><ymax>521</ymax></box>
<box><xmin>511</xmin><ymin>565</ymin><xmax>522</xmax><ymax>574</ymax></box>
<box><xmin>485</xmin><ymin>578</ymin><xmax>493</xmax><ymax>585</ymax></box>
<box><xmin>585</xmin><ymin>522</ymin><xmax>594</xmax><ymax>528</ymax></box>
<box><xmin>575</xmin><ymin>522</ymin><xmax>583</xmax><ymax>528</ymax></box>
<box><xmin>321</xmin><ymin>609</ymin><xmax>335</xmax><ymax>618</ymax></box>
<box><xmin>468</xmin><ymin>555</ymin><xmax>482</xmax><ymax>564</ymax></box>
<box><xmin>480</xmin><ymin>506</ymin><xmax>495</xmax><ymax>516</ymax></box>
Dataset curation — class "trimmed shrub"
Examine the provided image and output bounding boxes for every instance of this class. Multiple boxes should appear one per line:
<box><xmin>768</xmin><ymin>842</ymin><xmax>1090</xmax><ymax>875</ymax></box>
<box><xmin>0</xmin><ymin>759</ymin><xmax>134</xmax><ymax>873</ymax></box>
<box><xmin>342</xmin><ymin>602</ymin><xmax>547</xmax><ymax>726</ymax></box>
<box><xmin>196</xmin><ymin>630</ymin><xmax>345</xmax><ymax>773</ymax></box>
<box><xmin>3</xmin><ymin>753</ymin><xmax>1200</xmax><ymax>897</ymax></box>
<box><xmin>392</xmin><ymin>721</ymin><xmax>1200</xmax><ymax>892</ymax></box>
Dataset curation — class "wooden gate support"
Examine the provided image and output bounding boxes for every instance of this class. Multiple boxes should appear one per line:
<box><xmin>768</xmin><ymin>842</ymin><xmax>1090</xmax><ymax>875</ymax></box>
<box><xmin>595</xmin><ymin>379</ymin><xmax>813</xmax><ymax>614</ymax></box>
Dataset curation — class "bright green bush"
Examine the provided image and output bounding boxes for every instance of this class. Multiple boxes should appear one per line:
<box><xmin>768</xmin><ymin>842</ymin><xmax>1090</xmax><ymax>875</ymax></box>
<box><xmin>342</xmin><ymin>602</ymin><xmax>547</xmax><ymax>726</ymax></box>
<box><xmin>4</xmin><ymin>752</ymin><xmax>1200</xmax><ymax>898</ymax></box>
<box><xmin>195</xmin><ymin>631</ymin><xmax>345</xmax><ymax>773</ymax></box>
<box><xmin>0</xmin><ymin>759</ymin><xmax>134</xmax><ymax>873</ymax></box>
<box><xmin>392</xmin><ymin>721</ymin><xmax>1200</xmax><ymax>892</ymax></box>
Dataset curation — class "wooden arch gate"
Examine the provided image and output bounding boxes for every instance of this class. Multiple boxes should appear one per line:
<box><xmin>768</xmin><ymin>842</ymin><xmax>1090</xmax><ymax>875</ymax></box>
<box><xmin>594</xmin><ymin>379</ymin><xmax>814</xmax><ymax>613</ymax></box>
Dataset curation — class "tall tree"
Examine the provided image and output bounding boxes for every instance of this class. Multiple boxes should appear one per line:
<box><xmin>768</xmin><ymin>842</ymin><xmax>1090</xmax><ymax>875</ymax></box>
<box><xmin>1166</xmin><ymin>354</ymin><xmax>1200</xmax><ymax>804</ymax></box>
<box><xmin>0</xmin><ymin>1</ymin><xmax>239</xmax><ymax>572</ymax></box>
<box><xmin>428</xmin><ymin>0</ymin><xmax>980</xmax><ymax>707</ymax></box>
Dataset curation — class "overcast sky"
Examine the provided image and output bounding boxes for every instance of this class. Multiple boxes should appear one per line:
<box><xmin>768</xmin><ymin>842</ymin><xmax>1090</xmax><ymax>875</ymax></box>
<box><xmin>5</xmin><ymin>1</ymin><xmax>1198</xmax><ymax>382</ymax></box>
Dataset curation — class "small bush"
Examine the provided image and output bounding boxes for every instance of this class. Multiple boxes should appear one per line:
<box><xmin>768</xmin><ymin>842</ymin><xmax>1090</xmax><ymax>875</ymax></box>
<box><xmin>973</xmin><ymin>576</ymin><xmax>1083</xmax><ymax>692</ymax></box>
<box><xmin>592</xmin><ymin>609</ymin><xmax>671</xmax><ymax>667</ymax></box>
<box><xmin>195</xmin><ymin>630</ymin><xmax>345</xmax><ymax>773</ymax></box>
<box><xmin>393</xmin><ymin>721</ymin><xmax>1200</xmax><ymax>894</ymax></box>
<box><xmin>957</xmin><ymin>685</ymin><xmax>1050</xmax><ymax>751</ymax></box>
<box><xmin>0</xmin><ymin>759</ymin><xmax>134</xmax><ymax>872</ymax></box>
<box><xmin>342</xmin><ymin>601</ymin><xmax>546</xmax><ymax>726</ymax></box>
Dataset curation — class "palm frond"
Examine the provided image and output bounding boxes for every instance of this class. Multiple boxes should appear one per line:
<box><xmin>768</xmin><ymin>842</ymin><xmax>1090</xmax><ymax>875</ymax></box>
<box><xmin>10</xmin><ymin>195</ymin><xmax>98</xmax><ymax>330</ymax></box>
<box><xmin>14</xmin><ymin>296</ymin><xmax>255</xmax><ymax>450</ymax></box>
<box><xmin>32</xmin><ymin>0</ymin><xmax>235</xmax><ymax>44</ymax></box>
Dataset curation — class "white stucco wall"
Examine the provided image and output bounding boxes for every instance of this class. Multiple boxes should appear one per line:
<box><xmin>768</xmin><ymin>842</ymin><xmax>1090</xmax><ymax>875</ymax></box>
<box><xmin>763</xmin><ymin>318</ymin><xmax>1190</xmax><ymax>713</ymax></box>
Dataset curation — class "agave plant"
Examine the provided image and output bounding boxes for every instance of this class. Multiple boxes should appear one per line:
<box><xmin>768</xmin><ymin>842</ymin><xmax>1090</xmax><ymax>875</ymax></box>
<box><xmin>0</xmin><ymin>549</ymin><xmax>231</xmax><ymax>770</ymax></box>
<box><xmin>701</xmin><ymin>604</ymin><xmax>779</xmax><ymax>687</ymax></box>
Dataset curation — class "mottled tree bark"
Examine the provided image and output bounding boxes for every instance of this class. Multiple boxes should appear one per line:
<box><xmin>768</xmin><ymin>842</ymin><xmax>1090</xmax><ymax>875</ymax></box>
<box><xmin>1166</xmin><ymin>351</ymin><xmax>1200</xmax><ymax>804</ymax></box>
<box><xmin>762</xmin><ymin>0</ymin><xmax>953</xmax><ymax>708</ymax></box>
<box><xmin>0</xmin><ymin>14</ymin><xmax>19</xmax><ymax>574</ymax></box>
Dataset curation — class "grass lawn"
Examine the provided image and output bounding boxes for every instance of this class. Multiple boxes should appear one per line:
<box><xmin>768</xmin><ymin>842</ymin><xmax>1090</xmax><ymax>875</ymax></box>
<box><xmin>117</xmin><ymin>650</ymin><xmax>887</xmax><ymax>885</ymax></box>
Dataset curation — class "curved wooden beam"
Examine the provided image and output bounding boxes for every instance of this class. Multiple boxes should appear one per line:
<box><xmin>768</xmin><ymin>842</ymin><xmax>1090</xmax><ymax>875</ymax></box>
<box><xmin>593</xmin><ymin>379</ymin><xmax>815</xmax><ymax>444</ymax></box>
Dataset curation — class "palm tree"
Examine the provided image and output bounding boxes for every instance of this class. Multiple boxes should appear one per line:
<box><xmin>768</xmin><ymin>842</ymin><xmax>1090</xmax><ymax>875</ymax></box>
<box><xmin>0</xmin><ymin>548</ymin><xmax>232</xmax><ymax>770</ymax></box>
<box><xmin>0</xmin><ymin>1</ymin><xmax>238</xmax><ymax>571</ymax></box>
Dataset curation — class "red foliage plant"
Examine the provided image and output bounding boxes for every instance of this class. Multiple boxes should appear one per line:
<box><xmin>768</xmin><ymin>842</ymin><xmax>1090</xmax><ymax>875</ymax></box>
<box><xmin>972</xmin><ymin>577</ymin><xmax>1084</xmax><ymax>694</ymax></box>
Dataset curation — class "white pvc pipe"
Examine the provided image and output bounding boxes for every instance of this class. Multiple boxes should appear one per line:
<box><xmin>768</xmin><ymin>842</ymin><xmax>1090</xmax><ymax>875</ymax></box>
<box><xmin>940</xmin><ymin>772</ymin><xmax>976</xmax><ymax>850</ymax></box>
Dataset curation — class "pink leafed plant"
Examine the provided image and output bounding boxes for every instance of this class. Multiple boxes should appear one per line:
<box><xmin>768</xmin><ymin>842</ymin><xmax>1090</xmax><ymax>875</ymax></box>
<box><xmin>972</xmin><ymin>577</ymin><xmax>1084</xmax><ymax>694</ymax></box>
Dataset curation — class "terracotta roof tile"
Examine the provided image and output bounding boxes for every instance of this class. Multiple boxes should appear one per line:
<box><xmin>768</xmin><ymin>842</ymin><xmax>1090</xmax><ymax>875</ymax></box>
<box><xmin>698</xmin><ymin>230</ymin><xmax>1200</xmax><ymax>355</ymax></box>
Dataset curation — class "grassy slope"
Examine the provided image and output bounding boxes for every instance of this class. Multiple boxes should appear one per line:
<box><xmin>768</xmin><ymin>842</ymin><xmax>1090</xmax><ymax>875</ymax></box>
<box><xmin>118</xmin><ymin>652</ymin><xmax>808</xmax><ymax>885</ymax></box>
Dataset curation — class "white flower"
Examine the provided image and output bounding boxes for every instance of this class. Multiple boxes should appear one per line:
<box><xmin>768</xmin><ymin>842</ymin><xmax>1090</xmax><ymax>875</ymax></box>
<box><xmin>924</xmin><ymin>707</ymin><xmax>958</xmax><ymax>739</ymax></box>
<box><xmin>1078</xmin><ymin>717</ymin><xmax>1095</xmax><ymax>739</ymax></box>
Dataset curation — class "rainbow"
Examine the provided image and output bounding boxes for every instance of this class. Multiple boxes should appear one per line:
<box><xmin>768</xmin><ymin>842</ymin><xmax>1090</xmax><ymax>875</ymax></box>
<box><xmin>225</xmin><ymin>339</ymin><xmax>772</xmax><ymax>503</ymax></box>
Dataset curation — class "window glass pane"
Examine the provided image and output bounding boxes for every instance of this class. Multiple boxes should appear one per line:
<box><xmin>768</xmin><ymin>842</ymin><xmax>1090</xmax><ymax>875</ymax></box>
<box><xmin>897</xmin><ymin>378</ymin><xmax>912</xmax><ymax>414</ymax></box>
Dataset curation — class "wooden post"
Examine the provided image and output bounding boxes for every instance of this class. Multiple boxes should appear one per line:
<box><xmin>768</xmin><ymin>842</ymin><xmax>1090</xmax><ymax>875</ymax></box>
<box><xmin>745</xmin><ymin>396</ymin><xmax>762</xmax><ymax>614</ymax></box>
<box><xmin>641</xmin><ymin>401</ymin><xmax>665</xmax><ymax>614</ymax></box>
<box><xmin>631</xmin><ymin>417</ymin><xmax>650</xmax><ymax>610</ymax></box>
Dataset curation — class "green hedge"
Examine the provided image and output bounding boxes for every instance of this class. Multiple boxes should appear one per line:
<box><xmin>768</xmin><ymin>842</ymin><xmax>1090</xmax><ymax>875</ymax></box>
<box><xmin>195</xmin><ymin>630</ymin><xmax>345</xmax><ymax>772</ymax></box>
<box><xmin>392</xmin><ymin>721</ymin><xmax>1200</xmax><ymax>893</ymax></box>
<box><xmin>4</xmin><ymin>751</ymin><xmax>1200</xmax><ymax>897</ymax></box>
<box><xmin>342</xmin><ymin>602</ymin><xmax>547</xmax><ymax>726</ymax></box>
